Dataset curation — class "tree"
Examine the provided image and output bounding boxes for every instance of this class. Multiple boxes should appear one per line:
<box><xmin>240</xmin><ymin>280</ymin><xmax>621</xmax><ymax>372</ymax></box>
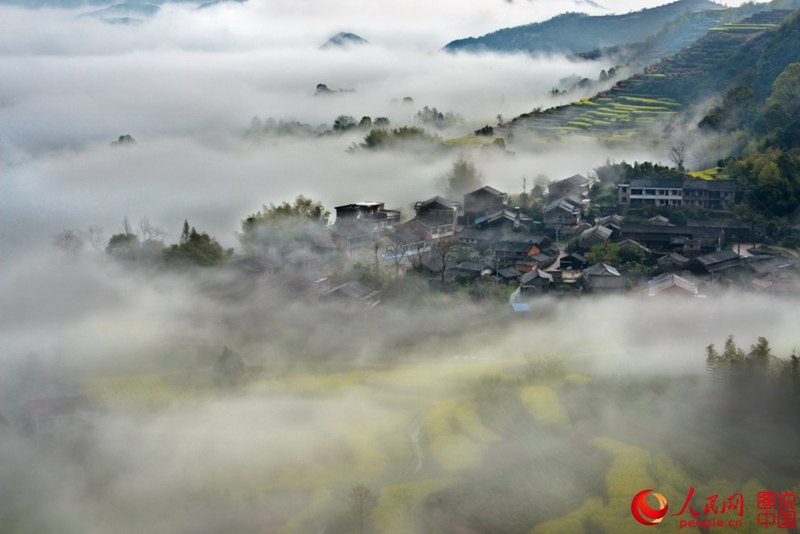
<box><xmin>350</xmin><ymin>483</ymin><xmax>378</xmax><ymax>534</ymax></box>
<box><xmin>617</xmin><ymin>244</ymin><xmax>647</xmax><ymax>268</ymax></box>
<box><xmin>360</xmin><ymin>128</ymin><xmax>391</xmax><ymax>149</ymax></box>
<box><xmin>333</xmin><ymin>115</ymin><xmax>357</xmax><ymax>132</ymax></box>
<box><xmin>106</xmin><ymin>231</ymin><xmax>140</xmax><ymax>261</ymax></box>
<box><xmin>315</xmin><ymin>83</ymin><xmax>332</xmax><ymax>95</ymax></box>
<box><xmin>384</xmin><ymin>239</ymin><xmax>412</xmax><ymax>278</ymax></box>
<box><xmin>748</xmin><ymin>336</ymin><xmax>773</xmax><ymax>376</ymax></box>
<box><xmin>440</xmin><ymin>156</ymin><xmax>481</xmax><ymax>199</ymax></box>
<box><xmin>769</xmin><ymin>62</ymin><xmax>800</xmax><ymax>116</ymax></box>
<box><xmin>53</xmin><ymin>230</ymin><xmax>85</xmax><ymax>255</ymax></box>
<box><xmin>242</xmin><ymin>196</ymin><xmax>329</xmax><ymax>230</ymax></box>
<box><xmin>105</xmin><ymin>216</ymin><xmax>166</xmax><ymax>264</ymax></box>
<box><xmin>432</xmin><ymin>237</ymin><xmax>459</xmax><ymax>285</ymax></box>
<box><xmin>586</xmin><ymin>242</ymin><xmax>620</xmax><ymax>265</ymax></box>
<box><xmin>668</xmin><ymin>139</ymin><xmax>688</xmax><ymax>171</ymax></box>
<box><xmin>111</xmin><ymin>134</ymin><xmax>136</xmax><ymax>146</ymax></box>
<box><xmin>354</xmin><ymin>126</ymin><xmax>442</xmax><ymax>151</ymax></box>
<box><xmin>138</xmin><ymin>216</ymin><xmax>167</xmax><ymax>243</ymax></box>
<box><xmin>706</xmin><ymin>335</ymin><xmax>747</xmax><ymax>383</ymax></box>
<box><xmin>164</xmin><ymin>223</ymin><xmax>226</xmax><ymax>267</ymax></box>
<box><xmin>241</xmin><ymin>195</ymin><xmax>330</xmax><ymax>253</ymax></box>
<box><xmin>180</xmin><ymin>219</ymin><xmax>191</xmax><ymax>245</ymax></box>
<box><xmin>249</xmin><ymin>115</ymin><xmax>263</xmax><ymax>133</ymax></box>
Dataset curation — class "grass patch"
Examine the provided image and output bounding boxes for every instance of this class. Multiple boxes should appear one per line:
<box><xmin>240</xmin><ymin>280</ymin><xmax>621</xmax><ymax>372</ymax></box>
<box><xmin>86</xmin><ymin>374</ymin><xmax>205</xmax><ymax>408</ymax></box>
<box><xmin>444</xmin><ymin>135</ymin><xmax>497</xmax><ymax>146</ymax></box>
<box><xmin>620</xmin><ymin>96</ymin><xmax>680</xmax><ymax>106</ymax></box>
<box><xmin>345</xmin><ymin>427</ymin><xmax>390</xmax><ymax>477</ymax></box>
<box><xmin>689</xmin><ymin>167</ymin><xmax>721</xmax><ymax>180</ymax></box>
<box><xmin>424</xmin><ymin>399</ymin><xmax>484</xmax><ymax>471</ymax></box>
<box><xmin>520</xmin><ymin>386</ymin><xmax>570</xmax><ymax>426</ymax></box>
<box><xmin>454</xmin><ymin>399</ymin><xmax>501</xmax><ymax>442</ymax></box>
<box><xmin>278</xmin><ymin>489</ymin><xmax>333</xmax><ymax>534</ymax></box>
<box><xmin>533</xmin><ymin>437</ymin><xmax>652</xmax><ymax>533</ymax></box>
<box><xmin>374</xmin><ymin>479</ymin><xmax>450</xmax><ymax>533</ymax></box>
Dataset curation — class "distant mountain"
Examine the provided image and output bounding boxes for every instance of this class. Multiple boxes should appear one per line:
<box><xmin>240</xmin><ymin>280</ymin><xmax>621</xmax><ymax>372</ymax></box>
<box><xmin>444</xmin><ymin>0</ymin><xmax>719</xmax><ymax>55</ymax></box>
<box><xmin>0</xmin><ymin>0</ymin><xmax>244</xmax><ymax>9</ymax></box>
<box><xmin>79</xmin><ymin>1</ymin><xmax>159</xmax><ymax>24</ymax></box>
<box><xmin>320</xmin><ymin>32</ymin><xmax>369</xmax><ymax>50</ymax></box>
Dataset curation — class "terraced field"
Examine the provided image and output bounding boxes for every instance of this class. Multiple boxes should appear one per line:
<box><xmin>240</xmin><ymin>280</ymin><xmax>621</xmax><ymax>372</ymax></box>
<box><xmin>505</xmin><ymin>9</ymin><xmax>794</xmax><ymax>142</ymax></box>
<box><xmin>81</xmin><ymin>353</ymin><xmax>798</xmax><ymax>533</ymax></box>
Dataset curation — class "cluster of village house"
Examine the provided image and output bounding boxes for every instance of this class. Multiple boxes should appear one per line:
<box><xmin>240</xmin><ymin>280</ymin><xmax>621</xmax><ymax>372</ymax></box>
<box><xmin>231</xmin><ymin>174</ymin><xmax>799</xmax><ymax>308</ymax></box>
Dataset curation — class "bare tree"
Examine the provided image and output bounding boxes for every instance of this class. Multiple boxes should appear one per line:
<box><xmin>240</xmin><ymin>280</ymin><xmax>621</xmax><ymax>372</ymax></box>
<box><xmin>384</xmin><ymin>240</ymin><xmax>408</xmax><ymax>278</ymax></box>
<box><xmin>138</xmin><ymin>216</ymin><xmax>167</xmax><ymax>242</ymax></box>
<box><xmin>85</xmin><ymin>225</ymin><xmax>104</xmax><ymax>252</ymax></box>
<box><xmin>121</xmin><ymin>216</ymin><xmax>134</xmax><ymax>236</ymax></box>
<box><xmin>669</xmin><ymin>140</ymin><xmax>688</xmax><ymax>171</ymax></box>
<box><xmin>432</xmin><ymin>236</ymin><xmax>459</xmax><ymax>285</ymax></box>
<box><xmin>52</xmin><ymin>229</ymin><xmax>84</xmax><ymax>255</ymax></box>
<box><xmin>350</xmin><ymin>483</ymin><xmax>378</xmax><ymax>534</ymax></box>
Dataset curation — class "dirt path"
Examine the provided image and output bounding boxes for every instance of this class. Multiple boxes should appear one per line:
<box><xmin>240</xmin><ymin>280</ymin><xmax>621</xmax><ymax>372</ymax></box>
<box><xmin>408</xmin><ymin>415</ymin><xmax>424</xmax><ymax>473</ymax></box>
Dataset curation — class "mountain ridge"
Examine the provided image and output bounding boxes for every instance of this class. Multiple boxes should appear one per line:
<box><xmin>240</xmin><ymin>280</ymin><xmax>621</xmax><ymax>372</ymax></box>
<box><xmin>444</xmin><ymin>0</ymin><xmax>720</xmax><ymax>55</ymax></box>
<box><xmin>501</xmin><ymin>7</ymin><xmax>800</xmax><ymax>140</ymax></box>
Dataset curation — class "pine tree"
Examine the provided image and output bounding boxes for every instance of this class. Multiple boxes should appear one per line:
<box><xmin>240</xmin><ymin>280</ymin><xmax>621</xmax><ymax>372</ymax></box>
<box><xmin>180</xmin><ymin>220</ymin><xmax>190</xmax><ymax>245</ymax></box>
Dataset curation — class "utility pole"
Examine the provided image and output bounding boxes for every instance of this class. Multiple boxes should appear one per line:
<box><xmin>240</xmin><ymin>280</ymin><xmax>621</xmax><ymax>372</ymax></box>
<box><xmin>523</xmin><ymin>177</ymin><xmax>527</xmax><ymax>208</ymax></box>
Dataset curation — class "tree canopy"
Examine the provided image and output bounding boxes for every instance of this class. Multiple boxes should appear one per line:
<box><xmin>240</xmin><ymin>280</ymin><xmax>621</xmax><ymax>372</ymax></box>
<box><xmin>440</xmin><ymin>156</ymin><xmax>482</xmax><ymax>199</ymax></box>
<box><xmin>242</xmin><ymin>195</ymin><xmax>330</xmax><ymax>229</ymax></box>
<box><xmin>240</xmin><ymin>195</ymin><xmax>330</xmax><ymax>252</ymax></box>
<box><xmin>163</xmin><ymin>221</ymin><xmax>226</xmax><ymax>267</ymax></box>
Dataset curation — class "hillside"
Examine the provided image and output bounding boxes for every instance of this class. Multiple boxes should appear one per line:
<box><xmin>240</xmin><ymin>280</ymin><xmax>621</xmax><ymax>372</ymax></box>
<box><xmin>320</xmin><ymin>32</ymin><xmax>368</xmax><ymax>49</ymax></box>
<box><xmin>444</xmin><ymin>0</ymin><xmax>719</xmax><ymax>55</ymax></box>
<box><xmin>502</xmin><ymin>8</ymin><xmax>800</xmax><ymax>140</ymax></box>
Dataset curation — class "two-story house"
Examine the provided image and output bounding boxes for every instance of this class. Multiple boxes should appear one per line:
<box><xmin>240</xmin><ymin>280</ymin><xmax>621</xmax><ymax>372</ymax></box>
<box><xmin>464</xmin><ymin>186</ymin><xmax>507</xmax><ymax>225</ymax></box>
<box><xmin>548</xmin><ymin>174</ymin><xmax>594</xmax><ymax>202</ymax></box>
<box><xmin>617</xmin><ymin>178</ymin><xmax>735</xmax><ymax>209</ymax></box>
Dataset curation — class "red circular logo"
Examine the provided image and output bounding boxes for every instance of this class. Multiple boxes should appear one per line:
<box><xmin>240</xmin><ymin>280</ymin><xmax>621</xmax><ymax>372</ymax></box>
<box><xmin>631</xmin><ymin>489</ymin><xmax>669</xmax><ymax>526</ymax></box>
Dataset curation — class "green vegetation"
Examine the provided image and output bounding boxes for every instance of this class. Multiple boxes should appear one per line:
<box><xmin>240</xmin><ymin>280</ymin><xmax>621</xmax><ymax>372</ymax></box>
<box><xmin>240</xmin><ymin>194</ymin><xmax>330</xmax><ymax>253</ymax></box>
<box><xmin>351</xmin><ymin>126</ymin><xmax>443</xmax><ymax>151</ymax></box>
<box><xmin>507</xmin><ymin>7</ymin><xmax>799</xmax><ymax>142</ymax></box>
<box><xmin>415</xmin><ymin>106</ymin><xmax>463</xmax><ymax>129</ymax></box>
<box><xmin>438</xmin><ymin>156</ymin><xmax>482</xmax><ymax>199</ymax></box>
<box><xmin>163</xmin><ymin>220</ymin><xmax>228</xmax><ymax>267</ymax></box>
<box><xmin>519</xmin><ymin>386</ymin><xmax>569</xmax><ymax>426</ymax></box>
<box><xmin>585</xmin><ymin>242</ymin><xmax>649</xmax><ymax>272</ymax></box>
<box><xmin>443</xmin><ymin>135</ymin><xmax>497</xmax><ymax>146</ymax></box>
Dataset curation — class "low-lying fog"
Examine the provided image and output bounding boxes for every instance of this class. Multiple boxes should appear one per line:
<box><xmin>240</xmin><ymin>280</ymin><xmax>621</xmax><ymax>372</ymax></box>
<box><xmin>1</xmin><ymin>250</ymin><xmax>798</xmax><ymax>533</ymax></box>
<box><xmin>1</xmin><ymin>1</ymin><xmax>794</xmax><ymax>533</ymax></box>
<box><xmin>0</xmin><ymin>1</ymin><xmax>668</xmax><ymax>256</ymax></box>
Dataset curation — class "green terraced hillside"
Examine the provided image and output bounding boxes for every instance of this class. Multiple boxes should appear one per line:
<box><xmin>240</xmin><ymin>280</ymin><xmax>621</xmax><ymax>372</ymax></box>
<box><xmin>503</xmin><ymin>9</ymin><xmax>797</xmax><ymax>141</ymax></box>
